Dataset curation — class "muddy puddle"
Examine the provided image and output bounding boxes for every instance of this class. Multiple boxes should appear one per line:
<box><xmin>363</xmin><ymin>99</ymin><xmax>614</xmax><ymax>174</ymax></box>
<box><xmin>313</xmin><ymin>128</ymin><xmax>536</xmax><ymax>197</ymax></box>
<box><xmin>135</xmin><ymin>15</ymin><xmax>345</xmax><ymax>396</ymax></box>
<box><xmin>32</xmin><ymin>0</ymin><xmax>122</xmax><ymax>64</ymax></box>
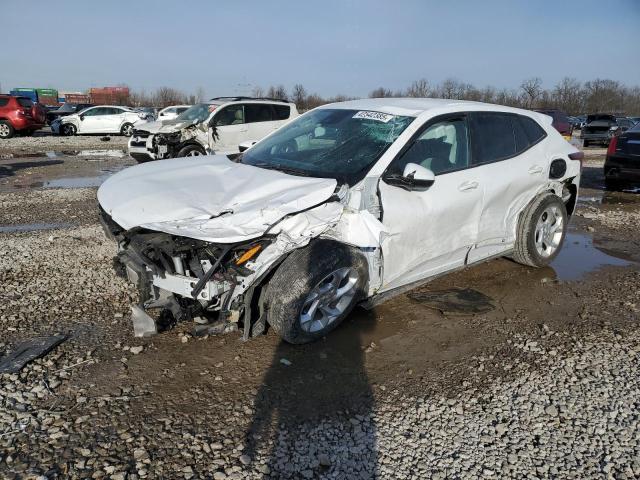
<box><xmin>551</xmin><ymin>232</ymin><xmax>631</xmax><ymax>281</ymax></box>
<box><xmin>0</xmin><ymin>149</ymin><xmax>126</xmax><ymax>159</ymax></box>
<box><xmin>0</xmin><ymin>222</ymin><xmax>72</xmax><ymax>233</ymax></box>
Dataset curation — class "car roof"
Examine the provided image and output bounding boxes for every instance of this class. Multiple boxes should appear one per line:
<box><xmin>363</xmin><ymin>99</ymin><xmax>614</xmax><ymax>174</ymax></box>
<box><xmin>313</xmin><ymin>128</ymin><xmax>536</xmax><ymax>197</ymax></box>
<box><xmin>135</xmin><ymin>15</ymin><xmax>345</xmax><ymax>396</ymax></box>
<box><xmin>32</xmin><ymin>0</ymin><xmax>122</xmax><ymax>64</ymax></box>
<box><xmin>318</xmin><ymin>97</ymin><xmax>539</xmax><ymax>118</ymax></box>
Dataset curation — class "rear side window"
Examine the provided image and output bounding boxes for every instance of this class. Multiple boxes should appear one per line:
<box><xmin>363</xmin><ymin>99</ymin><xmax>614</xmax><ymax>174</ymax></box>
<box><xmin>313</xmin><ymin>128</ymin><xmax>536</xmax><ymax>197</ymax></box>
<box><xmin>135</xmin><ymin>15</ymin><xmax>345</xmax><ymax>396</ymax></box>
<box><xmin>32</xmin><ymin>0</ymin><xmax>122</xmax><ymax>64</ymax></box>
<box><xmin>16</xmin><ymin>97</ymin><xmax>33</xmax><ymax>108</ymax></box>
<box><xmin>273</xmin><ymin>104</ymin><xmax>291</xmax><ymax>120</ymax></box>
<box><xmin>0</xmin><ymin>98</ymin><xmax>8</xmax><ymax>107</ymax></box>
<box><xmin>519</xmin><ymin>116</ymin><xmax>546</xmax><ymax>144</ymax></box>
<box><xmin>471</xmin><ymin>113</ymin><xmax>516</xmax><ymax>164</ymax></box>
<box><xmin>245</xmin><ymin>104</ymin><xmax>273</xmax><ymax>123</ymax></box>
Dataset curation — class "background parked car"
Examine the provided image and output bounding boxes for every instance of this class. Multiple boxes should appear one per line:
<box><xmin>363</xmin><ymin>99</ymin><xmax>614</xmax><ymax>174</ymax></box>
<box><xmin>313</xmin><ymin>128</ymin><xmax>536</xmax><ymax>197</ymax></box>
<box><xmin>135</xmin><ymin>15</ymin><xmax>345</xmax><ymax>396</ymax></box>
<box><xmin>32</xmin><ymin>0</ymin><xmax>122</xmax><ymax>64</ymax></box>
<box><xmin>534</xmin><ymin>109</ymin><xmax>572</xmax><ymax>139</ymax></box>
<box><xmin>46</xmin><ymin>103</ymin><xmax>95</xmax><ymax>125</ymax></box>
<box><xmin>630</xmin><ymin>116</ymin><xmax>640</xmax><ymax>125</ymax></box>
<box><xmin>609</xmin><ymin>117</ymin><xmax>635</xmax><ymax>137</ymax></box>
<box><xmin>134</xmin><ymin>107</ymin><xmax>158</xmax><ymax>122</ymax></box>
<box><xmin>128</xmin><ymin>97</ymin><xmax>298</xmax><ymax>162</ymax></box>
<box><xmin>156</xmin><ymin>105</ymin><xmax>191</xmax><ymax>121</ymax></box>
<box><xmin>0</xmin><ymin>95</ymin><xmax>46</xmax><ymax>139</ymax></box>
<box><xmin>581</xmin><ymin>114</ymin><xmax>618</xmax><ymax>147</ymax></box>
<box><xmin>51</xmin><ymin>105</ymin><xmax>145</xmax><ymax>136</ymax></box>
<box><xmin>604</xmin><ymin>121</ymin><xmax>640</xmax><ymax>190</ymax></box>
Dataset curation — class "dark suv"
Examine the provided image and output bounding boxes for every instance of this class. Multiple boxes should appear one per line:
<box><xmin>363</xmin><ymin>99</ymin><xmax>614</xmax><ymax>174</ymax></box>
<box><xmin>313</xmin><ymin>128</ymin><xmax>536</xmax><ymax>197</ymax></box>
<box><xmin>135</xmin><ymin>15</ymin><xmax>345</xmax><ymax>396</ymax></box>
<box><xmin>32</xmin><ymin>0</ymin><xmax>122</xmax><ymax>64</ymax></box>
<box><xmin>0</xmin><ymin>95</ymin><xmax>46</xmax><ymax>139</ymax></box>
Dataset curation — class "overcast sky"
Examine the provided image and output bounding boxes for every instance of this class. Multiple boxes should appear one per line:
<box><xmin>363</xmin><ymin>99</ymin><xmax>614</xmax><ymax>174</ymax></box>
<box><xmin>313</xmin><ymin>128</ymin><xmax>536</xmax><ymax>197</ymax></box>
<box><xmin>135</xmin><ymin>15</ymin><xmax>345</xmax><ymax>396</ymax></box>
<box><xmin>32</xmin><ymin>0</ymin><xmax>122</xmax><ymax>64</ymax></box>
<box><xmin>2</xmin><ymin>0</ymin><xmax>639</xmax><ymax>97</ymax></box>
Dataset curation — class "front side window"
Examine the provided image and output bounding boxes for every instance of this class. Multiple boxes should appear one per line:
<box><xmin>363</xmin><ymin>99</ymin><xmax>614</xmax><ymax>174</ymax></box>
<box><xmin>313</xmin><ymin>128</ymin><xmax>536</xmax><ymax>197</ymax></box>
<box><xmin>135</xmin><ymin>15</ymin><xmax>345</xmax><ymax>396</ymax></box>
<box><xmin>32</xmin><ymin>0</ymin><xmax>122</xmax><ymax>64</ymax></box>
<box><xmin>388</xmin><ymin>117</ymin><xmax>469</xmax><ymax>176</ymax></box>
<box><xmin>16</xmin><ymin>98</ymin><xmax>33</xmax><ymax>108</ymax></box>
<box><xmin>471</xmin><ymin>112</ymin><xmax>516</xmax><ymax>164</ymax></box>
<box><xmin>241</xmin><ymin>108</ymin><xmax>414</xmax><ymax>183</ymax></box>
<box><xmin>215</xmin><ymin>105</ymin><xmax>245</xmax><ymax>126</ymax></box>
<box><xmin>83</xmin><ymin>108</ymin><xmax>104</xmax><ymax>116</ymax></box>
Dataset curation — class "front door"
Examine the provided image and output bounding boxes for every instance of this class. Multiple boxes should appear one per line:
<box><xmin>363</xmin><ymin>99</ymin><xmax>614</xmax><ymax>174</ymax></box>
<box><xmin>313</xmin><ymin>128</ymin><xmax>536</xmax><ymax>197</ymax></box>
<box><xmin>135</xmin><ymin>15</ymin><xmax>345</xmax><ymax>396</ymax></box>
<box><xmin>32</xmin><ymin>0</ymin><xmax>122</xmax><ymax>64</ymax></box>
<box><xmin>378</xmin><ymin>114</ymin><xmax>483</xmax><ymax>291</ymax></box>
<box><xmin>209</xmin><ymin>105</ymin><xmax>247</xmax><ymax>153</ymax></box>
<box><xmin>78</xmin><ymin>107</ymin><xmax>104</xmax><ymax>133</ymax></box>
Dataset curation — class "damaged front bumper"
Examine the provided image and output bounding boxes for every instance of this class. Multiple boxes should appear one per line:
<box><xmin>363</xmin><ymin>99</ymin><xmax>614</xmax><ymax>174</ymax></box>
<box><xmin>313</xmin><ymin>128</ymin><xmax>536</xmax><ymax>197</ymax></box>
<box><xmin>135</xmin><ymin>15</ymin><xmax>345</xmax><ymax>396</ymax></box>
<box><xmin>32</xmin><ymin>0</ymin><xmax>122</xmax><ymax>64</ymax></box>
<box><xmin>101</xmin><ymin>208</ymin><xmax>266</xmax><ymax>337</ymax></box>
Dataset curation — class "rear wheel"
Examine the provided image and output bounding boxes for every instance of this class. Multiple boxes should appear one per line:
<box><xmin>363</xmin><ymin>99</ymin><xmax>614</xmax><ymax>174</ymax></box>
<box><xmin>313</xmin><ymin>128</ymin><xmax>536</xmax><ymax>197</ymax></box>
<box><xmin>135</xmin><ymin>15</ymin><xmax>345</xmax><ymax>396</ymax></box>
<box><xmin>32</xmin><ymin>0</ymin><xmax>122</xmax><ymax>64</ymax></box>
<box><xmin>61</xmin><ymin>123</ymin><xmax>76</xmax><ymax>136</ymax></box>
<box><xmin>512</xmin><ymin>193</ymin><xmax>568</xmax><ymax>268</ymax></box>
<box><xmin>265</xmin><ymin>240</ymin><xmax>368</xmax><ymax>344</ymax></box>
<box><xmin>121</xmin><ymin>123</ymin><xmax>134</xmax><ymax>137</ymax></box>
<box><xmin>177</xmin><ymin>144</ymin><xmax>206</xmax><ymax>157</ymax></box>
<box><xmin>0</xmin><ymin>121</ymin><xmax>15</xmax><ymax>139</ymax></box>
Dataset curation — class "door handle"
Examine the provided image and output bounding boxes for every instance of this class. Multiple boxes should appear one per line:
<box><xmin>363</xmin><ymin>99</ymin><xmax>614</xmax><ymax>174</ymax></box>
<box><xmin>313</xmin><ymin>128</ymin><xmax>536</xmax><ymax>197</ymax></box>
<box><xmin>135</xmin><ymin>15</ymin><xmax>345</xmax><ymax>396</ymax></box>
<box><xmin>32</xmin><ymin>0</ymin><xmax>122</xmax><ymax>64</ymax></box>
<box><xmin>528</xmin><ymin>165</ymin><xmax>544</xmax><ymax>174</ymax></box>
<box><xmin>458</xmin><ymin>181</ymin><xmax>479</xmax><ymax>191</ymax></box>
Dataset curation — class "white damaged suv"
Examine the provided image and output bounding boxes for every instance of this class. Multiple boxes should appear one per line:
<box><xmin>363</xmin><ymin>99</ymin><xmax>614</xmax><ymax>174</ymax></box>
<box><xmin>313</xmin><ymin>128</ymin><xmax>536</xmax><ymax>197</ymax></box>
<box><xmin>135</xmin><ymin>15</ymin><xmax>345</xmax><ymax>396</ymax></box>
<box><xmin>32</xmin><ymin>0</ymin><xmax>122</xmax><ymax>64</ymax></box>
<box><xmin>98</xmin><ymin>98</ymin><xmax>582</xmax><ymax>343</ymax></box>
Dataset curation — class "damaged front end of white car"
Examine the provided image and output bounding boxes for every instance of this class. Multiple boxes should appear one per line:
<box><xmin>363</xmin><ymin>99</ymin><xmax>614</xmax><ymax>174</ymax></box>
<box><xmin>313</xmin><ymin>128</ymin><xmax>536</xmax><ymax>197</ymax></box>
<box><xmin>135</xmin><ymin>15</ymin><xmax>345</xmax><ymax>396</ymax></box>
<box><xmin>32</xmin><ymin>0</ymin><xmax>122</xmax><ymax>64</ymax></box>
<box><xmin>97</xmin><ymin>155</ymin><xmax>382</xmax><ymax>342</ymax></box>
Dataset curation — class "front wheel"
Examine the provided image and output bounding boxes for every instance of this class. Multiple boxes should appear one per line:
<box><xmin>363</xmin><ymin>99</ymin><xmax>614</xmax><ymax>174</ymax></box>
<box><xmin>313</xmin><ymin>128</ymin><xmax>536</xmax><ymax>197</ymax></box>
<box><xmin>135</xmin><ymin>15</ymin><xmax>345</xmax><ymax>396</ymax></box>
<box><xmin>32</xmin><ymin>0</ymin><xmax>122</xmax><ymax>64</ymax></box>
<box><xmin>176</xmin><ymin>144</ymin><xmax>206</xmax><ymax>157</ymax></box>
<box><xmin>61</xmin><ymin>123</ymin><xmax>76</xmax><ymax>136</ymax></box>
<box><xmin>0</xmin><ymin>121</ymin><xmax>15</xmax><ymax>139</ymax></box>
<box><xmin>121</xmin><ymin>123</ymin><xmax>134</xmax><ymax>137</ymax></box>
<box><xmin>511</xmin><ymin>193</ymin><xmax>568</xmax><ymax>268</ymax></box>
<box><xmin>265</xmin><ymin>240</ymin><xmax>369</xmax><ymax>344</ymax></box>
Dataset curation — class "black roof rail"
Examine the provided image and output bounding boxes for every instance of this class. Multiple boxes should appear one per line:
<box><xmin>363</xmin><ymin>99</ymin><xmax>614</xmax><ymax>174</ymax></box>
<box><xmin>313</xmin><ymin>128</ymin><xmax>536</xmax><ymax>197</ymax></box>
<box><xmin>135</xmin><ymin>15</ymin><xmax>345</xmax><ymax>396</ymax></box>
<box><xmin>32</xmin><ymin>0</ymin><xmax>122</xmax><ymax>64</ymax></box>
<box><xmin>209</xmin><ymin>96</ymin><xmax>289</xmax><ymax>103</ymax></box>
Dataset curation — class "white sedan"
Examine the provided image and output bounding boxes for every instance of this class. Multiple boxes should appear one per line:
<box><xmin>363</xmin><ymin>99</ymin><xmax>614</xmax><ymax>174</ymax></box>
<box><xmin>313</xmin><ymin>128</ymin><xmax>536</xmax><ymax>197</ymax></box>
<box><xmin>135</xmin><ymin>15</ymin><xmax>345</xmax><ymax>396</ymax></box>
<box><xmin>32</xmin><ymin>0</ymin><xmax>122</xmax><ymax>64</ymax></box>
<box><xmin>156</xmin><ymin>105</ymin><xmax>191</xmax><ymax>121</ymax></box>
<box><xmin>52</xmin><ymin>106</ymin><xmax>144</xmax><ymax>136</ymax></box>
<box><xmin>98</xmin><ymin>98</ymin><xmax>582</xmax><ymax>343</ymax></box>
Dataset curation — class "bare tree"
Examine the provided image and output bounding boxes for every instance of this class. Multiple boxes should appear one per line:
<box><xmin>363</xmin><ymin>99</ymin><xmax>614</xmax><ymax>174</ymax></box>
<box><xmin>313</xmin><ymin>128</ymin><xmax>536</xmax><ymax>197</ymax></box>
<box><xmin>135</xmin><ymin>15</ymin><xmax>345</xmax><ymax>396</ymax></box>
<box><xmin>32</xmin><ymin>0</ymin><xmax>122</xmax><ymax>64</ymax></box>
<box><xmin>520</xmin><ymin>77</ymin><xmax>543</xmax><ymax>108</ymax></box>
<box><xmin>153</xmin><ymin>87</ymin><xmax>188</xmax><ymax>107</ymax></box>
<box><xmin>406</xmin><ymin>79</ymin><xmax>430</xmax><ymax>97</ymax></box>
<box><xmin>195</xmin><ymin>86</ymin><xmax>206</xmax><ymax>102</ymax></box>
<box><xmin>267</xmin><ymin>85</ymin><xmax>288</xmax><ymax>100</ymax></box>
<box><xmin>292</xmin><ymin>84</ymin><xmax>307</xmax><ymax>110</ymax></box>
<box><xmin>369</xmin><ymin>87</ymin><xmax>393</xmax><ymax>98</ymax></box>
<box><xmin>252</xmin><ymin>86</ymin><xmax>265</xmax><ymax>98</ymax></box>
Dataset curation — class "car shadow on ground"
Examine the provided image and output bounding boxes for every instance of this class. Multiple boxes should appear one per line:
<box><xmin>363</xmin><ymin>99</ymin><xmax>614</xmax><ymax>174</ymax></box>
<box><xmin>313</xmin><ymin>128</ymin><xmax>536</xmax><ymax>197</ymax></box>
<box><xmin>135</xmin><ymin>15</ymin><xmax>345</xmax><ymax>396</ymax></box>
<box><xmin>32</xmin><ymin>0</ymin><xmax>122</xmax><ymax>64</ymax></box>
<box><xmin>0</xmin><ymin>160</ymin><xmax>63</xmax><ymax>178</ymax></box>
<box><xmin>243</xmin><ymin>242</ymin><xmax>378</xmax><ymax>477</ymax></box>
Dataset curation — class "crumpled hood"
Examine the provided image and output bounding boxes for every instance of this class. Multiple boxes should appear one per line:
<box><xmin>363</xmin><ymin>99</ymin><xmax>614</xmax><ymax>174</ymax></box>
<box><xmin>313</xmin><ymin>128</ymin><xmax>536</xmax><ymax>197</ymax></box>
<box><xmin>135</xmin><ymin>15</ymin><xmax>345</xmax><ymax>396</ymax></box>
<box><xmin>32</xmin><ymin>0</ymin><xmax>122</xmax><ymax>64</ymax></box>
<box><xmin>97</xmin><ymin>155</ymin><xmax>338</xmax><ymax>243</ymax></box>
<box><xmin>135</xmin><ymin>119</ymin><xmax>195</xmax><ymax>134</ymax></box>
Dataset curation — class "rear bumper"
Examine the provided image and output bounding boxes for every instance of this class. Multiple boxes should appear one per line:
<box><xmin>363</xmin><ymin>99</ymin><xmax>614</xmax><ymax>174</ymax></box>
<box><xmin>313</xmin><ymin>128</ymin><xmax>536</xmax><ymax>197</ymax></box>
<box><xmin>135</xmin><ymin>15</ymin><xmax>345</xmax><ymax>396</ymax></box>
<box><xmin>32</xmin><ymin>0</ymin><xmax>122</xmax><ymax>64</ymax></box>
<box><xmin>581</xmin><ymin>132</ymin><xmax>609</xmax><ymax>141</ymax></box>
<box><xmin>11</xmin><ymin>116</ymin><xmax>44</xmax><ymax>131</ymax></box>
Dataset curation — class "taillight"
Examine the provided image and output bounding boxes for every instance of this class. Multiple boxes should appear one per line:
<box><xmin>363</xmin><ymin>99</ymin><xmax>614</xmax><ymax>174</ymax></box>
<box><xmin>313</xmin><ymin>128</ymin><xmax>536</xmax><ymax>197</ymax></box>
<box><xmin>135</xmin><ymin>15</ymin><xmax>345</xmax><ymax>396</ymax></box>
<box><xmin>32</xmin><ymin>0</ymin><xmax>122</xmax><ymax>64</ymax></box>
<box><xmin>568</xmin><ymin>150</ymin><xmax>584</xmax><ymax>169</ymax></box>
<box><xmin>607</xmin><ymin>136</ymin><xmax>618</xmax><ymax>156</ymax></box>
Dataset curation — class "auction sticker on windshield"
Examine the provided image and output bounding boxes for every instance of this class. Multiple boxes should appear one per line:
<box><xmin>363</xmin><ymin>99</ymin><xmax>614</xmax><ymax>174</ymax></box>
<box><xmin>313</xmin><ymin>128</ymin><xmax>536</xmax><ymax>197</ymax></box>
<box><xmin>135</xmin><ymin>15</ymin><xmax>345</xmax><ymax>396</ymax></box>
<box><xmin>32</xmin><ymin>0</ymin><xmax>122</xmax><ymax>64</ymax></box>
<box><xmin>352</xmin><ymin>111</ymin><xmax>394</xmax><ymax>123</ymax></box>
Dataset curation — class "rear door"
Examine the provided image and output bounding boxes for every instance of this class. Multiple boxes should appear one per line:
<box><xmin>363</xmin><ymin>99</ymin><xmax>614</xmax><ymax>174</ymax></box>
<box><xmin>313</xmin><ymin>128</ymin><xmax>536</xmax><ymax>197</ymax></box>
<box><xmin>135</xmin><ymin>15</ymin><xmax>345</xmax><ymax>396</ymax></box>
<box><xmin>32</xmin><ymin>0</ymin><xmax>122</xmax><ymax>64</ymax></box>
<box><xmin>102</xmin><ymin>107</ymin><xmax>125</xmax><ymax>132</ymax></box>
<box><xmin>467</xmin><ymin>112</ymin><xmax>548</xmax><ymax>263</ymax></box>
<box><xmin>244</xmin><ymin>103</ymin><xmax>278</xmax><ymax>141</ymax></box>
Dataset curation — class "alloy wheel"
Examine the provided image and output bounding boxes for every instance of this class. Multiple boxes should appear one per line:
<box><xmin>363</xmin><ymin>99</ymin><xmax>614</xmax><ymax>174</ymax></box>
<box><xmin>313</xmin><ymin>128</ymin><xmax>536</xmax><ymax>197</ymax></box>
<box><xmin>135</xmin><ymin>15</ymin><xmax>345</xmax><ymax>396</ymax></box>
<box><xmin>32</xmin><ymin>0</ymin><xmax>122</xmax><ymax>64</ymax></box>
<box><xmin>534</xmin><ymin>205</ymin><xmax>564</xmax><ymax>258</ymax></box>
<box><xmin>299</xmin><ymin>267</ymin><xmax>358</xmax><ymax>333</ymax></box>
<box><xmin>0</xmin><ymin>124</ymin><xmax>9</xmax><ymax>137</ymax></box>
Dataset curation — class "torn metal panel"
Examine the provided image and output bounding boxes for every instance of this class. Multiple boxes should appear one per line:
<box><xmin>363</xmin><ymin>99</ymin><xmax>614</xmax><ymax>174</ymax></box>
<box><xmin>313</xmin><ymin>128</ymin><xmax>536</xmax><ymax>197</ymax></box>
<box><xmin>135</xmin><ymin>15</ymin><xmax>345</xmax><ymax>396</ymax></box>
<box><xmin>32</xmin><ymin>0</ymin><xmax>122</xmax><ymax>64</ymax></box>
<box><xmin>0</xmin><ymin>335</ymin><xmax>66</xmax><ymax>373</ymax></box>
<box><xmin>97</xmin><ymin>155</ymin><xmax>338</xmax><ymax>243</ymax></box>
<box><xmin>408</xmin><ymin>288</ymin><xmax>495</xmax><ymax>315</ymax></box>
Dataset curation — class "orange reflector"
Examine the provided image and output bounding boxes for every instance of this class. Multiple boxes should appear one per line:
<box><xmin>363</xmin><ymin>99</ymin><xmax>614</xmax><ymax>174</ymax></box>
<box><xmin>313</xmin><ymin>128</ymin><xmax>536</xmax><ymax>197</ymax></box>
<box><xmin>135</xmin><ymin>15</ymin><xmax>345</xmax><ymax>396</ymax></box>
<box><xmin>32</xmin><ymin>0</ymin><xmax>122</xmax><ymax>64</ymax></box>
<box><xmin>236</xmin><ymin>245</ymin><xmax>262</xmax><ymax>265</ymax></box>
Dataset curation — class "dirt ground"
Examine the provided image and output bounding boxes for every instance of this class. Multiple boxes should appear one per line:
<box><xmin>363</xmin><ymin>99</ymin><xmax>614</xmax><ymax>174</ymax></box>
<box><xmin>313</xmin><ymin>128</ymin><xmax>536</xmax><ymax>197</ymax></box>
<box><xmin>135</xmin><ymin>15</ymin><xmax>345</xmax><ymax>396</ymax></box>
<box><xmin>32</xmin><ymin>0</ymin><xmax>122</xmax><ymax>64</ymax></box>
<box><xmin>1</xmin><ymin>135</ymin><xmax>639</xmax><ymax>479</ymax></box>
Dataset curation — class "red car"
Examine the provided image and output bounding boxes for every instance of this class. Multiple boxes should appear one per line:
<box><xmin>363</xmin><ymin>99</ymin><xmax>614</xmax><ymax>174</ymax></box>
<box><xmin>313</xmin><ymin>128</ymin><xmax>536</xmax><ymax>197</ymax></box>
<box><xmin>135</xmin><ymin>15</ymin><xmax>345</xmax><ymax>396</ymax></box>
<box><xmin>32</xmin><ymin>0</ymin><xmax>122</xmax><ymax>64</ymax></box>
<box><xmin>535</xmin><ymin>109</ymin><xmax>573</xmax><ymax>139</ymax></box>
<box><xmin>0</xmin><ymin>95</ymin><xmax>46</xmax><ymax>139</ymax></box>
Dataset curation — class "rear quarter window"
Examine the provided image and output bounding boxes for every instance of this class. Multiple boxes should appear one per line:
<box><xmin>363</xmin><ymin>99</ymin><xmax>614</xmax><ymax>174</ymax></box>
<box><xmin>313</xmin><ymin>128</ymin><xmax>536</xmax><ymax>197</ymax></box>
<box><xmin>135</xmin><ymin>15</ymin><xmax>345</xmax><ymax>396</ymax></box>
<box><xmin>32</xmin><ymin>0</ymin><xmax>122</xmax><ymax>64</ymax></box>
<box><xmin>519</xmin><ymin>116</ymin><xmax>546</xmax><ymax>144</ymax></box>
<box><xmin>273</xmin><ymin>104</ymin><xmax>291</xmax><ymax>120</ymax></box>
<box><xmin>245</xmin><ymin>104</ymin><xmax>274</xmax><ymax>123</ymax></box>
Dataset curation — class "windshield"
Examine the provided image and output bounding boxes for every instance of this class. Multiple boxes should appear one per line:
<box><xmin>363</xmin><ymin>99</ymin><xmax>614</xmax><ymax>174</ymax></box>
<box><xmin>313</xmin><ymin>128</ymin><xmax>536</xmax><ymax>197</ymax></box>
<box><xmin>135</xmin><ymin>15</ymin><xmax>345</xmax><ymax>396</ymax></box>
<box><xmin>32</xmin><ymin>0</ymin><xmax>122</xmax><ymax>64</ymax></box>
<box><xmin>241</xmin><ymin>108</ymin><xmax>414</xmax><ymax>183</ymax></box>
<box><xmin>175</xmin><ymin>103</ymin><xmax>216</xmax><ymax>123</ymax></box>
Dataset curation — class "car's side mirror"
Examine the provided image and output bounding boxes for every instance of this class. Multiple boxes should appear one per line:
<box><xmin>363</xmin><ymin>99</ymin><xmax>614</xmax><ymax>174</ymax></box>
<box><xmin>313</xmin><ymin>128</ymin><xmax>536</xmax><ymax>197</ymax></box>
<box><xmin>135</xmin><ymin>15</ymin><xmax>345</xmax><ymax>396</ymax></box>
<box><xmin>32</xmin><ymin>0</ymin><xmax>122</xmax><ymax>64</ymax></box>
<box><xmin>79</xmin><ymin>115</ymin><xmax>84</xmax><ymax>121</ymax></box>
<box><xmin>384</xmin><ymin>163</ymin><xmax>435</xmax><ymax>191</ymax></box>
<box><xmin>238</xmin><ymin>141</ymin><xmax>257</xmax><ymax>152</ymax></box>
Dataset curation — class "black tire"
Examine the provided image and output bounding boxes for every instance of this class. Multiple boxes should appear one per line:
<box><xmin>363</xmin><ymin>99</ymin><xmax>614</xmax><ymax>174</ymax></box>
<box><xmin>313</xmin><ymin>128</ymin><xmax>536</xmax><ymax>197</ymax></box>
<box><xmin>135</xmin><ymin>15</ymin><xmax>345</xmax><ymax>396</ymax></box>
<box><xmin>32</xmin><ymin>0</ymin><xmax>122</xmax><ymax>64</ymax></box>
<box><xmin>176</xmin><ymin>144</ymin><xmax>206</xmax><ymax>157</ymax></box>
<box><xmin>0</xmin><ymin>121</ymin><xmax>15</xmax><ymax>139</ymax></box>
<box><xmin>605</xmin><ymin>177</ymin><xmax>621</xmax><ymax>191</ymax></box>
<box><xmin>265</xmin><ymin>240</ymin><xmax>369</xmax><ymax>344</ymax></box>
<box><xmin>61</xmin><ymin>123</ymin><xmax>76</xmax><ymax>136</ymax></box>
<box><xmin>511</xmin><ymin>193</ymin><xmax>568</xmax><ymax>268</ymax></box>
<box><xmin>582</xmin><ymin>140</ymin><xmax>590</xmax><ymax>148</ymax></box>
<box><xmin>121</xmin><ymin>123</ymin><xmax>134</xmax><ymax>137</ymax></box>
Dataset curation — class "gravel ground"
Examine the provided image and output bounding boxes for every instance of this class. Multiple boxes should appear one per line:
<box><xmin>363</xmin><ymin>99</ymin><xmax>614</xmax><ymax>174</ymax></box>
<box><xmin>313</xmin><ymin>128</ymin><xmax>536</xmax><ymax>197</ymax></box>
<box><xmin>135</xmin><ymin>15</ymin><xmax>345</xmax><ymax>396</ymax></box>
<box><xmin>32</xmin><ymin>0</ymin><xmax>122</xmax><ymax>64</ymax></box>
<box><xmin>1</xmin><ymin>152</ymin><xmax>640</xmax><ymax>479</ymax></box>
<box><xmin>0</xmin><ymin>131</ymin><xmax>129</xmax><ymax>155</ymax></box>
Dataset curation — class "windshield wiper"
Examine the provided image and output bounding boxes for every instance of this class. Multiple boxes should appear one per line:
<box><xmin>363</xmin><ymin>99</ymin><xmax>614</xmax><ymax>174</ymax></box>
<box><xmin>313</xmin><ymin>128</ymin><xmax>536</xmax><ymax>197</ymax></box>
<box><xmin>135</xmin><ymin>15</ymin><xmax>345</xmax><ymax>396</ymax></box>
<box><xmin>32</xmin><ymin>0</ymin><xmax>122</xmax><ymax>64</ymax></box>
<box><xmin>251</xmin><ymin>162</ymin><xmax>311</xmax><ymax>177</ymax></box>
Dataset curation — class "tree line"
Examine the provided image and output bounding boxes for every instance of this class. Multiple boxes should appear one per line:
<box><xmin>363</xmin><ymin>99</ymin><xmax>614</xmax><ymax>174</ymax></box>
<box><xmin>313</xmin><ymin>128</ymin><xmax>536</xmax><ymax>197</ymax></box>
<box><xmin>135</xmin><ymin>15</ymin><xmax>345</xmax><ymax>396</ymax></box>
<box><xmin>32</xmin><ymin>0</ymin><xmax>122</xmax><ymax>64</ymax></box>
<box><xmin>122</xmin><ymin>77</ymin><xmax>640</xmax><ymax>115</ymax></box>
<box><xmin>251</xmin><ymin>78</ymin><xmax>640</xmax><ymax>115</ymax></box>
